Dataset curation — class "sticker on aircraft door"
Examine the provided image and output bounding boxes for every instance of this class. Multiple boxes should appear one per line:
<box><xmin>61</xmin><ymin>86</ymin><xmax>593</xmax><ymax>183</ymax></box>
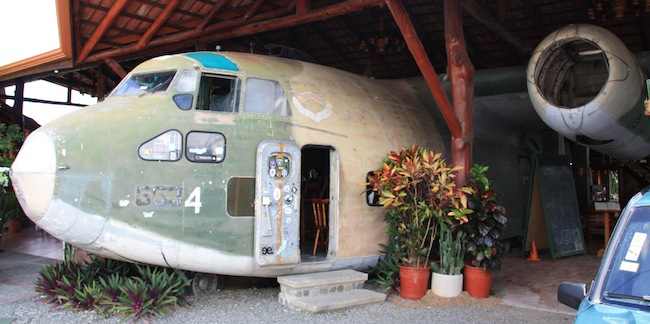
<box><xmin>291</xmin><ymin>89</ymin><xmax>332</xmax><ymax>123</ymax></box>
<box><xmin>268</xmin><ymin>153</ymin><xmax>291</xmax><ymax>179</ymax></box>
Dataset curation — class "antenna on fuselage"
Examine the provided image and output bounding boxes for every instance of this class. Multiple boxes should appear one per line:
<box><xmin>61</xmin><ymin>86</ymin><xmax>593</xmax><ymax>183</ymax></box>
<box><xmin>215</xmin><ymin>45</ymin><xmax>222</xmax><ymax>52</ymax></box>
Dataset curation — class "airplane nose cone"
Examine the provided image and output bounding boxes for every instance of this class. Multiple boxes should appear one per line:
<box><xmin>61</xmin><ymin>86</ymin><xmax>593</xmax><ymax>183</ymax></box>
<box><xmin>11</xmin><ymin>130</ymin><xmax>56</xmax><ymax>222</ymax></box>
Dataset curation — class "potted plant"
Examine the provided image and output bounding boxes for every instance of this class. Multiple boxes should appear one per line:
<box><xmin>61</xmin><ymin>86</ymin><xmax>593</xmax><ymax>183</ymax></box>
<box><xmin>461</xmin><ymin>164</ymin><xmax>508</xmax><ymax>298</ymax></box>
<box><xmin>1</xmin><ymin>190</ymin><xmax>26</xmax><ymax>234</ymax></box>
<box><xmin>366</xmin><ymin>145</ymin><xmax>471</xmax><ymax>300</ymax></box>
<box><xmin>430</xmin><ymin>224</ymin><xmax>466</xmax><ymax>297</ymax></box>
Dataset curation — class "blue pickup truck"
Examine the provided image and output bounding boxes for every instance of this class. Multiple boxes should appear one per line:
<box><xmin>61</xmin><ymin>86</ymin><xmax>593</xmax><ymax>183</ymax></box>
<box><xmin>558</xmin><ymin>187</ymin><xmax>650</xmax><ymax>322</ymax></box>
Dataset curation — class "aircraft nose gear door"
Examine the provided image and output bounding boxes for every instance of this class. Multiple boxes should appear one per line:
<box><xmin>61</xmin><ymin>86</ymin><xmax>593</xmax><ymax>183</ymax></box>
<box><xmin>254</xmin><ymin>141</ymin><xmax>301</xmax><ymax>267</ymax></box>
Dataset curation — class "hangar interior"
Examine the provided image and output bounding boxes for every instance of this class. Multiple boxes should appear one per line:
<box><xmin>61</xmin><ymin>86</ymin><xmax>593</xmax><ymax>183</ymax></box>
<box><xmin>1</xmin><ymin>0</ymin><xmax>650</xmax><ymax>301</ymax></box>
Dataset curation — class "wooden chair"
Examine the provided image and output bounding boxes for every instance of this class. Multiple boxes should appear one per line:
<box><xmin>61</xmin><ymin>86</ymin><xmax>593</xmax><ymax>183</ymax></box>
<box><xmin>311</xmin><ymin>198</ymin><xmax>329</xmax><ymax>256</ymax></box>
<box><xmin>301</xmin><ymin>177</ymin><xmax>329</xmax><ymax>240</ymax></box>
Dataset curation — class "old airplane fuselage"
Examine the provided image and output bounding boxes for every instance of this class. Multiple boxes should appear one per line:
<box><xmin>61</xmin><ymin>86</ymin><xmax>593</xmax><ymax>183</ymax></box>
<box><xmin>11</xmin><ymin>52</ymin><xmax>444</xmax><ymax>277</ymax></box>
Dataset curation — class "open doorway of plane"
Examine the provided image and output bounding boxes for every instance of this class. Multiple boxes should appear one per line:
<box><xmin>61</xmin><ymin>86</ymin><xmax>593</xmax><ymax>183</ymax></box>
<box><xmin>300</xmin><ymin>145</ymin><xmax>334</xmax><ymax>262</ymax></box>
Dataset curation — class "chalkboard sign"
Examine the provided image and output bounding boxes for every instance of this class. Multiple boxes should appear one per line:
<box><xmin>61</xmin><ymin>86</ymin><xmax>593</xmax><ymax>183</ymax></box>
<box><xmin>524</xmin><ymin>155</ymin><xmax>585</xmax><ymax>260</ymax></box>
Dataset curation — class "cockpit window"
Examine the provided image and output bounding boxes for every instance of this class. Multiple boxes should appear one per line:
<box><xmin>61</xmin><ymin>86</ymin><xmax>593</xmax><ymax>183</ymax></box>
<box><xmin>111</xmin><ymin>71</ymin><xmax>177</xmax><ymax>96</ymax></box>
<box><xmin>197</xmin><ymin>75</ymin><xmax>237</xmax><ymax>112</ymax></box>
<box><xmin>175</xmin><ymin>69</ymin><xmax>198</xmax><ymax>92</ymax></box>
<box><xmin>244</xmin><ymin>78</ymin><xmax>291</xmax><ymax>116</ymax></box>
<box><xmin>138</xmin><ymin>130</ymin><xmax>182</xmax><ymax>161</ymax></box>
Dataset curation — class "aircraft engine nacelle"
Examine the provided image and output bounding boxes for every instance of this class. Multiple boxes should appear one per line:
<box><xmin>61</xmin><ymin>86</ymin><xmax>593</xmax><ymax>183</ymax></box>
<box><xmin>527</xmin><ymin>24</ymin><xmax>650</xmax><ymax>160</ymax></box>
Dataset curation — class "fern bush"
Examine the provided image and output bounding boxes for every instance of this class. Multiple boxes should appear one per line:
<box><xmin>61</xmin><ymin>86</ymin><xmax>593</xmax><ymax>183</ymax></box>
<box><xmin>35</xmin><ymin>257</ymin><xmax>189</xmax><ymax>322</ymax></box>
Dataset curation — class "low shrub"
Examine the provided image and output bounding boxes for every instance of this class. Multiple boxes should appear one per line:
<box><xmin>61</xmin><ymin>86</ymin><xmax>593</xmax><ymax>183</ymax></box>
<box><xmin>35</xmin><ymin>257</ymin><xmax>189</xmax><ymax>322</ymax></box>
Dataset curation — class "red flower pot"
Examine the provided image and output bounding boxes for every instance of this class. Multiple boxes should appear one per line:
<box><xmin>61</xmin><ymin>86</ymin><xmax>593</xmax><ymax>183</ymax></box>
<box><xmin>399</xmin><ymin>265</ymin><xmax>431</xmax><ymax>300</ymax></box>
<box><xmin>463</xmin><ymin>264</ymin><xmax>493</xmax><ymax>298</ymax></box>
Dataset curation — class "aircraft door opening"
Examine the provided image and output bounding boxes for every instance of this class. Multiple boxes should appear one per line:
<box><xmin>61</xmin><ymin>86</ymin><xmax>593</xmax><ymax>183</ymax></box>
<box><xmin>300</xmin><ymin>145</ymin><xmax>335</xmax><ymax>262</ymax></box>
<box><xmin>254</xmin><ymin>141</ymin><xmax>301</xmax><ymax>267</ymax></box>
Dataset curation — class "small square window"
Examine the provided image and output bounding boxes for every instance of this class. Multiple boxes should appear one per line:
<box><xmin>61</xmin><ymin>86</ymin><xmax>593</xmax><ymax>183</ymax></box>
<box><xmin>186</xmin><ymin>132</ymin><xmax>226</xmax><ymax>163</ymax></box>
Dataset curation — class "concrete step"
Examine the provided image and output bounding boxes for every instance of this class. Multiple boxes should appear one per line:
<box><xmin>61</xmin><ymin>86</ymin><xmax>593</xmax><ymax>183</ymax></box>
<box><xmin>279</xmin><ymin>288</ymin><xmax>386</xmax><ymax>313</ymax></box>
<box><xmin>277</xmin><ymin>269</ymin><xmax>386</xmax><ymax>313</ymax></box>
<box><xmin>278</xmin><ymin>269</ymin><xmax>367</xmax><ymax>298</ymax></box>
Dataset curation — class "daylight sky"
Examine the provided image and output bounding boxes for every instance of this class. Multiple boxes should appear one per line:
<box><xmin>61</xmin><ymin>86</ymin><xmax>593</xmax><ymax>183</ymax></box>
<box><xmin>0</xmin><ymin>0</ymin><xmax>60</xmax><ymax>66</ymax></box>
<box><xmin>0</xmin><ymin>0</ymin><xmax>97</xmax><ymax>125</ymax></box>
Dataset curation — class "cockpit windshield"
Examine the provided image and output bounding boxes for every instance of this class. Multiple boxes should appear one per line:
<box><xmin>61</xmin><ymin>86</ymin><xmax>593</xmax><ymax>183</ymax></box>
<box><xmin>110</xmin><ymin>70</ymin><xmax>177</xmax><ymax>96</ymax></box>
<box><xmin>601</xmin><ymin>206</ymin><xmax>650</xmax><ymax>308</ymax></box>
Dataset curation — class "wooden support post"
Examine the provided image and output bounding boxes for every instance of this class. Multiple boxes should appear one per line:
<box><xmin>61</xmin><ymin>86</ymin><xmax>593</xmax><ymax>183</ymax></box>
<box><xmin>444</xmin><ymin>0</ymin><xmax>474</xmax><ymax>186</ymax></box>
<box><xmin>13</xmin><ymin>79</ymin><xmax>25</xmax><ymax>129</ymax></box>
<box><xmin>97</xmin><ymin>64</ymin><xmax>107</xmax><ymax>101</ymax></box>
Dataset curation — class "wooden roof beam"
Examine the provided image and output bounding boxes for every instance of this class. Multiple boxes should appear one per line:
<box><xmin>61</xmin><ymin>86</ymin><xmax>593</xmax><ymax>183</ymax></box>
<box><xmin>461</xmin><ymin>0</ymin><xmax>533</xmax><ymax>55</ymax></box>
<box><xmin>243</xmin><ymin>0</ymin><xmax>265</xmax><ymax>22</ymax></box>
<box><xmin>136</xmin><ymin>0</ymin><xmax>182</xmax><ymax>50</ymax></box>
<box><xmin>103</xmin><ymin>58</ymin><xmax>127</xmax><ymax>79</ymax></box>
<box><xmin>0</xmin><ymin>59</ymin><xmax>75</xmax><ymax>84</ymax></box>
<box><xmin>207</xmin><ymin>0</ymin><xmax>386</xmax><ymax>41</ymax></box>
<box><xmin>85</xmin><ymin>0</ymin><xmax>386</xmax><ymax>64</ymax></box>
<box><xmin>196</xmin><ymin>0</ymin><xmax>228</xmax><ymax>32</ymax></box>
<box><xmin>385</xmin><ymin>0</ymin><xmax>462</xmax><ymax>139</ymax></box>
<box><xmin>72</xmin><ymin>0</ymin><xmax>83</xmax><ymax>62</ymax></box>
<box><xmin>76</xmin><ymin>0</ymin><xmax>129</xmax><ymax>64</ymax></box>
<box><xmin>44</xmin><ymin>75</ymin><xmax>98</xmax><ymax>95</ymax></box>
<box><xmin>297</xmin><ymin>0</ymin><xmax>309</xmax><ymax>14</ymax></box>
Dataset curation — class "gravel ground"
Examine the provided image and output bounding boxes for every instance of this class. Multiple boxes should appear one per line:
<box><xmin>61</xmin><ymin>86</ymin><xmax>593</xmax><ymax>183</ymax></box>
<box><xmin>0</xmin><ymin>279</ymin><xmax>575</xmax><ymax>324</ymax></box>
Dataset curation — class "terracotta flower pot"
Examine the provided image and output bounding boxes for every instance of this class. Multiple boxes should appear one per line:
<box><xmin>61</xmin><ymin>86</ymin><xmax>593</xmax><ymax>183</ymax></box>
<box><xmin>399</xmin><ymin>265</ymin><xmax>431</xmax><ymax>300</ymax></box>
<box><xmin>463</xmin><ymin>264</ymin><xmax>493</xmax><ymax>298</ymax></box>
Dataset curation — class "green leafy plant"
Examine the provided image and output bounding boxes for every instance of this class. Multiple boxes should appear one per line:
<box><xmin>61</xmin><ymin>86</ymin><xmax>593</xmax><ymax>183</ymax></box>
<box><xmin>135</xmin><ymin>264</ymin><xmax>187</xmax><ymax>315</ymax></box>
<box><xmin>113</xmin><ymin>277</ymin><xmax>154</xmax><ymax>321</ymax></box>
<box><xmin>0</xmin><ymin>123</ymin><xmax>26</xmax><ymax>235</ymax></box>
<box><xmin>99</xmin><ymin>273</ymin><xmax>124</xmax><ymax>303</ymax></box>
<box><xmin>63</xmin><ymin>242</ymin><xmax>78</xmax><ymax>263</ymax></box>
<box><xmin>0</xmin><ymin>190</ymin><xmax>24</xmax><ymax>234</ymax></box>
<box><xmin>35</xmin><ymin>257</ymin><xmax>190</xmax><ymax>322</ymax></box>
<box><xmin>431</xmin><ymin>225</ymin><xmax>465</xmax><ymax>275</ymax></box>
<box><xmin>65</xmin><ymin>281</ymin><xmax>104</xmax><ymax>312</ymax></box>
<box><xmin>111</xmin><ymin>266</ymin><xmax>188</xmax><ymax>322</ymax></box>
<box><xmin>366</xmin><ymin>243</ymin><xmax>401</xmax><ymax>294</ymax></box>
<box><xmin>0</xmin><ymin>123</ymin><xmax>24</xmax><ymax>168</ymax></box>
<box><xmin>461</xmin><ymin>164</ymin><xmax>508</xmax><ymax>271</ymax></box>
<box><xmin>365</xmin><ymin>145</ymin><xmax>472</xmax><ymax>268</ymax></box>
<box><xmin>35</xmin><ymin>261</ymin><xmax>82</xmax><ymax>307</ymax></box>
